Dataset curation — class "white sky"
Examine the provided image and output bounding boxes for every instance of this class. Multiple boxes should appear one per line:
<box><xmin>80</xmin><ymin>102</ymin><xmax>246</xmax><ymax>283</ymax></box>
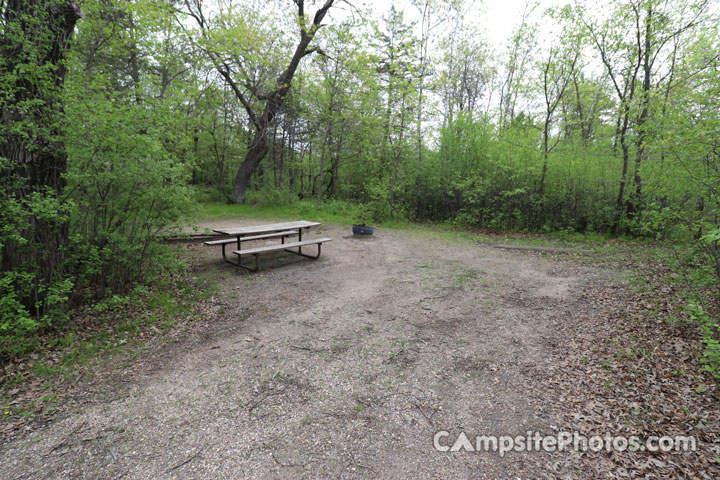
<box><xmin>356</xmin><ymin>0</ymin><xmax>566</xmax><ymax>51</ymax></box>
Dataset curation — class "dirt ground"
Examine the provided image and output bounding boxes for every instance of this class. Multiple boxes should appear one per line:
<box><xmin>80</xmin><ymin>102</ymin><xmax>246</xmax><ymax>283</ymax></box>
<box><xmin>1</xmin><ymin>221</ymin><xmax>625</xmax><ymax>479</ymax></box>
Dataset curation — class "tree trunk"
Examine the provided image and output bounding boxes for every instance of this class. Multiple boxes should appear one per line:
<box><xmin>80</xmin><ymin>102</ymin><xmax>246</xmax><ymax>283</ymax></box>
<box><xmin>572</xmin><ymin>75</ymin><xmax>588</xmax><ymax>141</ymax></box>
<box><xmin>316</xmin><ymin>128</ymin><xmax>330</xmax><ymax>208</ymax></box>
<box><xmin>192</xmin><ymin>0</ymin><xmax>336</xmax><ymax>203</ymax></box>
<box><xmin>390</xmin><ymin>90</ymin><xmax>407</xmax><ymax>210</ymax></box>
<box><xmin>631</xmin><ymin>4</ymin><xmax>653</xmax><ymax>212</ymax></box>
<box><xmin>539</xmin><ymin>117</ymin><xmax>550</xmax><ymax>194</ymax></box>
<box><xmin>616</xmin><ymin>97</ymin><xmax>633</xmax><ymax>226</ymax></box>
<box><xmin>414</xmin><ymin>0</ymin><xmax>431</xmax><ymax>218</ymax></box>
<box><xmin>278</xmin><ymin>128</ymin><xmax>286</xmax><ymax>187</ymax></box>
<box><xmin>232</xmin><ymin>132</ymin><xmax>269</xmax><ymax>203</ymax></box>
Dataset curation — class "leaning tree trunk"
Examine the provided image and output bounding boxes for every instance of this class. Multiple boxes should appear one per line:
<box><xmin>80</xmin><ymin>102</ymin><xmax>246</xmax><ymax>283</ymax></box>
<box><xmin>0</xmin><ymin>0</ymin><xmax>82</xmax><ymax>317</ymax></box>
<box><xmin>203</xmin><ymin>0</ymin><xmax>336</xmax><ymax>204</ymax></box>
<box><xmin>232</xmin><ymin>132</ymin><xmax>269</xmax><ymax>203</ymax></box>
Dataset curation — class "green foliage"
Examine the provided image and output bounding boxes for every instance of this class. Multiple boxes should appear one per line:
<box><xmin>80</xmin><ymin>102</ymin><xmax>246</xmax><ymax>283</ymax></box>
<box><xmin>361</xmin><ymin>180</ymin><xmax>394</xmax><ymax>222</ymax></box>
<box><xmin>0</xmin><ymin>273</ymin><xmax>37</xmax><ymax>358</ymax></box>
<box><xmin>0</xmin><ymin>1</ymin><xmax>82</xmax><ymax>359</ymax></box>
<box><xmin>0</xmin><ymin>0</ymin><xmax>194</xmax><ymax>360</ymax></box>
<box><xmin>194</xmin><ymin>199</ymin><xmax>375</xmax><ymax>229</ymax></box>
<box><xmin>245</xmin><ymin>187</ymin><xmax>297</xmax><ymax>208</ymax></box>
<box><xmin>63</xmin><ymin>89</ymin><xmax>192</xmax><ymax>292</ymax></box>
<box><xmin>699</xmin><ymin>229</ymin><xmax>720</xmax><ymax>281</ymax></box>
<box><xmin>60</xmin><ymin>0</ymin><xmax>194</xmax><ymax>296</ymax></box>
<box><xmin>685</xmin><ymin>302</ymin><xmax>720</xmax><ymax>378</ymax></box>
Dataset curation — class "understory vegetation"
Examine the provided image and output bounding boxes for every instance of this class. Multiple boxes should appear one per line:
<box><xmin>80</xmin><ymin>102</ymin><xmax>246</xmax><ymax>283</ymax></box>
<box><xmin>1</xmin><ymin>0</ymin><xmax>718</xmax><ymax>386</ymax></box>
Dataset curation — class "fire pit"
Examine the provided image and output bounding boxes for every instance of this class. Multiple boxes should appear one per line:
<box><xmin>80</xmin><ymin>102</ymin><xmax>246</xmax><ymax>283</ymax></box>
<box><xmin>352</xmin><ymin>224</ymin><xmax>374</xmax><ymax>235</ymax></box>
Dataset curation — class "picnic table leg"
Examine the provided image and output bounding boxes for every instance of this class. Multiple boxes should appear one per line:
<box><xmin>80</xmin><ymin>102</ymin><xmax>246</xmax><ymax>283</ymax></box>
<box><xmin>298</xmin><ymin>228</ymin><xmax>303</xmax><ymax>255</ymax></box>
<box><xmin>234</xmin><ymin>252</ymin><xmax>260</xmax><ymax>272</ymax></box>
<box><xmin>285</xmin><ymin>242</ymin><xmax>322</xmax><ymax>259</ymax></box>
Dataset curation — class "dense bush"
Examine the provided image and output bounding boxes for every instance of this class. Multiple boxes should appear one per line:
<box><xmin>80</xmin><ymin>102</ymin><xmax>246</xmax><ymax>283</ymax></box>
<box><xmin>245</xmin><ymin>187</ymin><xmax>298</xmax><ymax>208</ymax></box>
<box><xmin>0</xmin><ymin>0</ymin><xmax>194</xmax><ymax>360</ymax></box>
<box><xmin>64</xmin><ymin>88</ymin><xmax>192</xmax><ymax>296</ymax></box>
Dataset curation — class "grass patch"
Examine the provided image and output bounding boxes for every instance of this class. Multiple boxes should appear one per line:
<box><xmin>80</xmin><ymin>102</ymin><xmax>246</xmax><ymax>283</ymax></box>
<box><xmin>191</xmin><ymin>197</ymin><xmax>678</xmax><ymax>266</ymax></box>
<box><xmin>189</xmin><ymin>199</ymin><xmax>414</xmax><ymax>232</ymax></box>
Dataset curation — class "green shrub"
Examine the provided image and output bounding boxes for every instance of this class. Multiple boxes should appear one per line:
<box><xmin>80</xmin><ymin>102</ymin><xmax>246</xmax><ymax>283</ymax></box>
<box><xmin>0</xmin><ymin>273</ymin><xmax>38</xmax><ymax>358</ymax></box>
<box><xmin>361</xmin><ymin>180</ymin><xmax>393</xmax><ymax>222</ymax></box>
<box><xmin>685</xmin><ymin>302</ymin><xmax>720</xmax><ymax>378</ymax></box>
<box><xmin>63</xmin><ymin>71</ymin><xmax>193</xmax><ymax>296</ymax></box>
<box><xmin>245</xmin><ymin>187</ymin><xmax>297</xmax><ymax>207</ymax></box>
<box><xmin>322</xmin><ymin>199</ymin><xmax>364</xmax><ymax>219</ymax></box>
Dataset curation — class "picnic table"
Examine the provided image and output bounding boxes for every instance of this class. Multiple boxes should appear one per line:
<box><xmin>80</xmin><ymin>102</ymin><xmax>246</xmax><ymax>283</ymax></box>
<box><xmin>205</xmin><ymin>221</ymin><xmax>331</xmax><ymax>271</ymax></box>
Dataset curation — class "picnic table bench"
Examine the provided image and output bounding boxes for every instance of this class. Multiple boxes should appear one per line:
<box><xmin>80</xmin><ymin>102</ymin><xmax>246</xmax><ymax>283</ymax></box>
<box><xmin>205</xmin><ymin>221</ymin><xmax>331</xmax><ymax>271</ymax></box>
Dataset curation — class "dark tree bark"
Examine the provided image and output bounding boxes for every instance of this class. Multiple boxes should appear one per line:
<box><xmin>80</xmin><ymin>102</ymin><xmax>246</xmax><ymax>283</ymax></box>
<box><xmin>629</xmin><ymin>2</ymin><xmax>654</xmax><ymax>216</ymax></box>
<box><xmin>184</xmin><ymin>0</ymin><xmax>336</xmax><ymax>203</ymax></box>
<box><xmin>0</xmin><ymin>0</ymin><xmax>82</xmax><ymax>316</ymax></box>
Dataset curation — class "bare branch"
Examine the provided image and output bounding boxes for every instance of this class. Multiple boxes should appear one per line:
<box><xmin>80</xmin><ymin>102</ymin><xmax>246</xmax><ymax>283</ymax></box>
<box><xmin>217</xmin><ymin>64</ymin><xmax>261</xmax><ymax>129</ymax></box>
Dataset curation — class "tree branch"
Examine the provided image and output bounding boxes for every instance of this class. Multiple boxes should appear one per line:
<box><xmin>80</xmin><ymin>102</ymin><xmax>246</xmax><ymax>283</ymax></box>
<box><xmin>217</xmin><ymin>64</ymin><xmax>261</xmax><ymax>129</ymax></box>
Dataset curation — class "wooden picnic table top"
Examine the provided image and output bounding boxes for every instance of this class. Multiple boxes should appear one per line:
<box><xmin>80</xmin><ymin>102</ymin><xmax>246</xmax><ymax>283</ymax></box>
<box><xmin>213</xmin><ymin>220</ymin><xmax>320</xmax><ymax>236</ymax></box>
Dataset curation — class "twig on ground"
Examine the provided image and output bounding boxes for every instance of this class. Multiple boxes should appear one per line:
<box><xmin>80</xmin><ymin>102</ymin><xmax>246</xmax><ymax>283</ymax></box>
<box><xmin>246</xmin><ymin>389</ymin><xmax>286</xmax><ymax>413</ymax></box>
<box><xmin>43</xmin><ymin>421</ymin><xmax>87</xmax><ymax>456</ymax></box>
<box><xmin>271</xmin><ymin>451</ymin><xmax>305</xmax><ymax>468</ymax></box>
<box><xmin>164</xmin><ymin>449</ymin><xmax>202</xmax><ymax>473</ymax></box>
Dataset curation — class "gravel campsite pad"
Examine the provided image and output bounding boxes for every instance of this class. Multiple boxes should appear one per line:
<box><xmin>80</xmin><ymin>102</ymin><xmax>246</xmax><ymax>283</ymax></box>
<box><xmin>1</xmin><ymin>222</ymin><xmax>717</xmax><ymax>479</ymax></box>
